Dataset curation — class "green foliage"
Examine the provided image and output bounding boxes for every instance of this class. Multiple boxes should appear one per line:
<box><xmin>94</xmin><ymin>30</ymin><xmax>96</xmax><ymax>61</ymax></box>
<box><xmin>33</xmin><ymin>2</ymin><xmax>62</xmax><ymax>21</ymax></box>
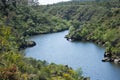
<box><xmin>0</xmin><ymin>0</ymin><xmax>84</xmax><ymax>80</ymax></box>
<box><xmin>1</xmin><ymin>0</ymin><xmax>119</xmax><ymax>79</ymax></box>
<box><xmin>65</xmin><ymin>1</ymin><xmax>120</xmax><ymax>57</ymax></box>
<box><xmin>10</xmin><ymin>6</ymin><xmax>70</xmax><ymax>36</ymax></box>
<box><xmin>0</xmin><ymin>51</ymin><xmax>83</xmax><ymax>80</ymax></box>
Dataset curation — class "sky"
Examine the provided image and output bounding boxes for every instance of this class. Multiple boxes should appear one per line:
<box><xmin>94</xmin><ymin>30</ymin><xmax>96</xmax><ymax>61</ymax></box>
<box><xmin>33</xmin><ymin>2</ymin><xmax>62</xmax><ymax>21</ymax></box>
<box><xmin>38</xmin><ymin>0</ymin><xmax>70</xmax><ymax>5</ymax></box>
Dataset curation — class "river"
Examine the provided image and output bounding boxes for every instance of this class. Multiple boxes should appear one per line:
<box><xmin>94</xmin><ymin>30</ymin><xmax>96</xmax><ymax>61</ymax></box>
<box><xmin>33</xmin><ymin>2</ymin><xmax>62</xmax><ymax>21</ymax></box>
<box><xmin>25</xmin><ymin>31</ymin><xmax>120</xmax><ymax>80</ymax></box>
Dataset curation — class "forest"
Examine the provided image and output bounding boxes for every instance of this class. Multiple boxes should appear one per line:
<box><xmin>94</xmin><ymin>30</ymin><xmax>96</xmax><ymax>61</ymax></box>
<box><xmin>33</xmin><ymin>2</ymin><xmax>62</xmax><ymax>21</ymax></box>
<box><xmin>0</xmin><ymin>0</ymin><xmax>84</xmax><ymax>80</ymax></box>
<box><xmin>0</xmin><ymin>0</ymin><xmax>120</xmax><ymax>80</ymax></box>
<box><xmin>39</xmin><ymin>0</ymin><xmax>120</xmax><ymax>62</ymax></box>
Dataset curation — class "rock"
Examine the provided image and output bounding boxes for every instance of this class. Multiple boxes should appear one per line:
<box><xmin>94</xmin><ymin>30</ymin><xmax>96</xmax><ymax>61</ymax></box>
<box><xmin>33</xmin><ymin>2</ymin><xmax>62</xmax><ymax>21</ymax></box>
<box><xmin>114</xmin><ymin>59</ymin><xmax>120</xmax><ymax>64</ymax></box>
<box><xmin>109</xmin><ymin>58</ymin><xmax>114</xmax><ymax>62</ymax></box>
<box><xmin>84</xmin><ymin>77</ymin><xmax>90</xmax><ymax>80</ymax></box>
<box><xmin>19</xmin><ymin>41</ymin><xmax>36</xmax><ymax>49</ymax></box>
<box><xmin>26</xmin><ymin>41</ymin><xmax>36</xmax><ymax>47</ymax></box>
<box><xmin>65</xmin><ymin>65</ymin><xmax>68</xmax><ymax>68</ymax></box>
<box><xmin>102</xmin><ymin>57</ymin><xmax>111</xmax><ymax>62</ymax></box>
<box><xmin>104</xmin><ymin>52</ymin><xmax>111</xmax><ymax>57</ymax></box>
<box><xmin>65</xmin><ymin>37</ymin><xmax>74</xmax><ymax>42</ymax></box>
<box><xmin>66</xmin><ymin>38</ymin><xmax>69</xmax><ymax>40</ymax></box>
<box><xmin>102</xmin><ymin>44</ymin><xmax>105</xmax><ymax>47</ymax></box>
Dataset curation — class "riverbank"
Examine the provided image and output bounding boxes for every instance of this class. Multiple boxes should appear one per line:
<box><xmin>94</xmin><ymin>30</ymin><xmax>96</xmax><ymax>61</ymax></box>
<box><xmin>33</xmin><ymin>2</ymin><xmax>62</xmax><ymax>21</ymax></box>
<box><xmin>61</xmin><ymin>1</ymin><xmax>120</xmax><ymax>64</ymax></box>
<box><xmin>19</xmin><ymin>29</ymin><xmax>69</xmax><ymax>50</ymax></box>
<box><xmin>65</xmin><ymin>34</ymin><xmax>120</xmax><ymax>64</ymax></box>
<box><xmin>0</xmin><ymin>1</ymin><xmax>85</xmax><ymax>80</ymax></box>
<box><xmin>25</xmin><ymin>30</ymin><xmax>120</xmax><ymax>80</ymax></box>
<box><xmin>0</xmin><ymin>0</ymin><xmax>120</xmax><ymax>80</ymax></box>
<box><xmin>40</xmin><ymin>0</ymin><xmax>120</xmax><ymax>64</ymax></box>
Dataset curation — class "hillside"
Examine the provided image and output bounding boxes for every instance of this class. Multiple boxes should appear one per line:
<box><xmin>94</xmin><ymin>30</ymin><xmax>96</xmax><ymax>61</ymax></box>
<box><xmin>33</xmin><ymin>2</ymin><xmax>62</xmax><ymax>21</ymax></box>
<box><xmin>66</xmin><ymin>0</ymin><xmax>120</xmax><ymax>62</ymax></box>
<box><xmin>39</xmin><ymin>0</ymin><xmax>120</xmax><ymax>62</ymax></box>
<box><xmin>0</xmin><ymin>0</ymin><xmax>120</xmax><ymax>79</ymax></box>
<box><xmin>0</xmin><ymin>0</ymin><xmax>84</xmax><ymax>80</ymax></box>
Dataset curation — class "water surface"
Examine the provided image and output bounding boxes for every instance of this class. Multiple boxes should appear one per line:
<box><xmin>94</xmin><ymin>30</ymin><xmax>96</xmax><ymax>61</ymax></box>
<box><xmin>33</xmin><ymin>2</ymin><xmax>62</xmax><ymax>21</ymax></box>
<box><xmin>25</xmin><ymin>31</ymin><xmax>120</xmax><ymax>80</ymax></box>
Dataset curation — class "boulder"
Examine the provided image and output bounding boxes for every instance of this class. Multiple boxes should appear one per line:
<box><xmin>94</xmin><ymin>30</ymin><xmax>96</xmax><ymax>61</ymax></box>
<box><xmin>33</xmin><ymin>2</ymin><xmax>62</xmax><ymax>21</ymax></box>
<box><xmin>114</xmin><ymin>59</ymin><xmax>120</xmax><ymax>64</ymax></box>
<box><xmin>104</xmin><ymin>52</ymin><xmax>111</xmax><ymax>57</ymax></box>
<box><xmin>26</xmin><ymin>41</ymin><xmax>36</xmax><ymax>47</ymax></box>
<box><xmin>102</xmin><ymin>57</ymin><xmax>111</xmax><ymax>62</ymax></box>
<box><xmin>84</xmin><ymin>77</ymin><xmax>90</xmax><ymax>80</ymax></box>
<box><xmin>19</xmin><ymin>41</ymin><xmax>36</xmax><ymax>49</ymax></box>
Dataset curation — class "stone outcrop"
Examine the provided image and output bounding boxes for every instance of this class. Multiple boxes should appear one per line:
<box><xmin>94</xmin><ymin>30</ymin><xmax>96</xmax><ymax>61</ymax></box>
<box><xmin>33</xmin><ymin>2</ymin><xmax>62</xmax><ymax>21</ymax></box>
<box><xmin>84</xmin><ymin>77</ymin><xmax>90</xmax><ymax>80</ymax></box>
<box><xmin>19</xmin><ymin>41</ymin><xmax>36</xmax><ymax>49</ymax></box>
<box><xmin>65</xmin><ymin>35</ymin><xmax>120</xmax><ymax>64</ymax></box>
<box><xmin>114</xmin><ymin>59</ymin><xmax>120</xmax><ymax>64</ymax></box>
<box><xmin>102</xmin><ymin>52</ymin><xmax>120</xmax><ymax>64</ymax></box>
<box><xmin>102</xmin><ymin>57</ymin><xmax>111</xmax><ymax>62</ymax></box>
<box><xmin>26</xmin><ymin>41</ymin><xmax>36</xmax><ymax>47</ymax></box>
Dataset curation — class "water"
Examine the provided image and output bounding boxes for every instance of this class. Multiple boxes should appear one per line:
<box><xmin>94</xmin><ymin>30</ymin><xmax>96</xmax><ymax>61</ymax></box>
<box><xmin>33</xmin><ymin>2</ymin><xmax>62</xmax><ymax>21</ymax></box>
<box><xmin>25</xmin><ymin>31</ymin><xmax>120</xmax><ymax>80</ymax></box>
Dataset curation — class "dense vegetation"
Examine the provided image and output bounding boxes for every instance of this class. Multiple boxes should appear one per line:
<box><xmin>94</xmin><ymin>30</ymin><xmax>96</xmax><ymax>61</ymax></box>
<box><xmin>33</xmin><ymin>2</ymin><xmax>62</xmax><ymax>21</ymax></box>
<box><xmin>39</xmin><ymin>0</ymin><xmax>120</xmax><ymax>62</ymax></box>
<box><xmin>0</xmin><ymin>0</ymin><xmax>120</xmax><ymax>79</ymax></box>
<box><xmin>0</xmin><ymin>0</ymin><xmax>85</xmax><ymax>80</ymax></box>
<box><xmin>67</xmin><ymin>0</ymin><xmax>120</xmax><ymax>62</ymax></box>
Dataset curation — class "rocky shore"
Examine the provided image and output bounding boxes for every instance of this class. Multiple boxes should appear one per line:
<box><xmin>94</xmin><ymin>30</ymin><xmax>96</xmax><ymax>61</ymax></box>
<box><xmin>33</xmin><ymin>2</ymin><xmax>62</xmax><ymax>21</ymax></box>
<box><xmin>19</xmin><ymin>41</ymin><xmax>36</xmax><ymax>49</ymax></box>
<box><xmin>102</xmin><ymin>52</ymin><xmax>120</xmax><ymax>64</ymax></box>
<box><xmin>65</xmin><ymin>35</ymin><xmax>120</xmax><ymax>64</ymax></box>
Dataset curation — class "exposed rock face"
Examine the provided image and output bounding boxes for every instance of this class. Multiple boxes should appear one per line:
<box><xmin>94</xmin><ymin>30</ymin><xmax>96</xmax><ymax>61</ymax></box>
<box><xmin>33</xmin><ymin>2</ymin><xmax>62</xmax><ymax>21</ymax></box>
<box><xmin>102</xmin><ymin>52</ymin><xmax>120</xmax><ymax>63</ymax></box>
<box><xmin>26</xmin><ymin>41</ymin><xmax>36</xmax><ymax>47</ymax></box>
<box><xmin>114</xmin><ymin>59</ymin><xmax>120</xmax><ymax>64</ymax></box>
<box><xmin>66</xmin><ymin>36</ymin><xmax>120</xmax><ymax>64</ymax></box>
<box><xmin>65</xmin><ymin>35</ymin><xmax>75</xmax><ymax>41</ymax></box>
<box><xmin>102</xmin><ymin>57</ymin><xmax>111</xmax><ymax>62</ymax></box>
<box><xmin>104</xmin><ymin>52</ymin><xmax>112</xmax><ymax>58</ymax></box>
<box><xmin>19</xmin><ymin>41</ymin><xmax>36</xmax><ymax>49</ymax></box>
<box><xmin>84</xmin><ymin>77</ymin><xmax>90</xmax><ymax>80</ymax></box>
<box><xmin>102</xmin><ymin>52</ymin><xmax>113</xmax><ymax>62</ymax></box>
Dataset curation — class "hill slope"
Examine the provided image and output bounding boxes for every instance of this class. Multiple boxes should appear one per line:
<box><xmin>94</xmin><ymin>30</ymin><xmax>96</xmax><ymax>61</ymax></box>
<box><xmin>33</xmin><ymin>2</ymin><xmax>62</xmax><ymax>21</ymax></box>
<box><xmin>39</xmin><ymin>0</ymin><xmax>120</xmax><ymax>62</ymax></box>
<box><xmin>0</xmin><ymin>0</ymin><xmax>84</xmax><ymax>80</ymax></box>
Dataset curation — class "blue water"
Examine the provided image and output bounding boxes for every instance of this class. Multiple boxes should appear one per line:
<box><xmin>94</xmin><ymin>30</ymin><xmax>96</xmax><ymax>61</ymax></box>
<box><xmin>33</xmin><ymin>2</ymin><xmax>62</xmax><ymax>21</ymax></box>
<box><xmin>25</xmin><ymin>31</ymin><xmax>120</xmax><ymax>80</ymax></box>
